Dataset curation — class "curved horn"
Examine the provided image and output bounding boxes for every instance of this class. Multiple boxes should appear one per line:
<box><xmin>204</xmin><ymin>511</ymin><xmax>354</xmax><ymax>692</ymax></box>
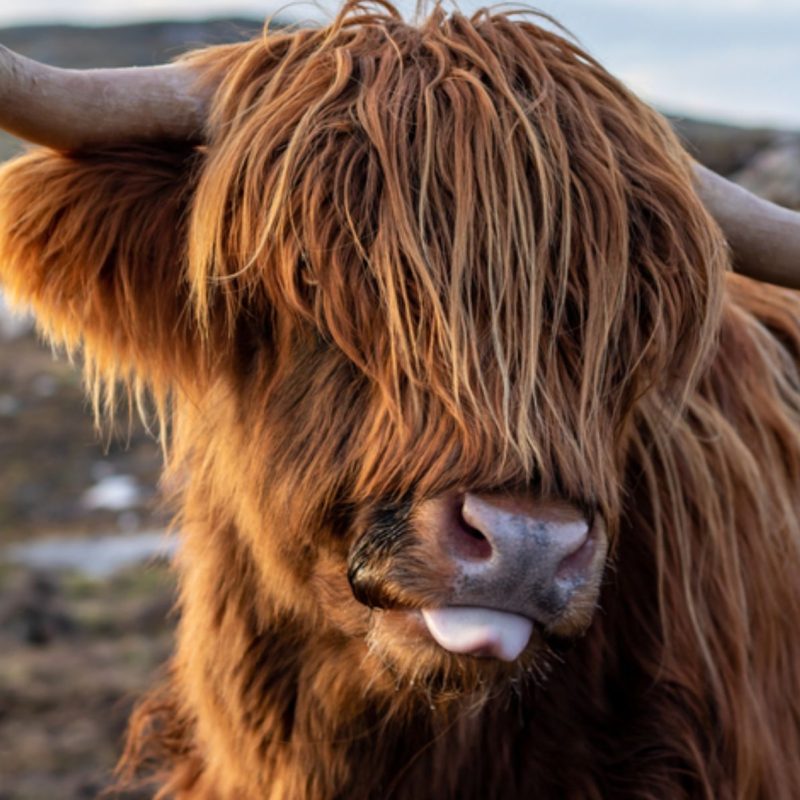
<box><xmin>0</xmin><ymin>45</ymin><xmax>207</xmax><ymax>150</ymax></box>
<box><xmin>694</xmin><ymin>162</ymin><xmax>800</xmax><ymax>289</ymax></box>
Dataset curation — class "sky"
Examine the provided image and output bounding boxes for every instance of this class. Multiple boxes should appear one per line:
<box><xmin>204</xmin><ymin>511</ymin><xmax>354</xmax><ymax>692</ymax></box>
<box><xmin>0</xmin><ymin>0</ymin><xmax>798</xmax><ymax>127</ymax></box>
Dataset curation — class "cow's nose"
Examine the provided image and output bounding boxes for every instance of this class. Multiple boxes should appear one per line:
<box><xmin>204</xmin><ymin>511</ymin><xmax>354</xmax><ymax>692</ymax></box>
<box><xmin>419</xmin><ymin>492</ymin><xmax>607</xmax><ymax>634</ymax></box>
<box><xmin>458</xmin><ymin>493</ymin><xmax>595</xmax><ymax>617</ymax></box>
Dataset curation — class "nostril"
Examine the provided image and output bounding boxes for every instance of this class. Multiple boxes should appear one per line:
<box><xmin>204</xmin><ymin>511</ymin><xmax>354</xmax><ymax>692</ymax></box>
<box><xmin>450</xmin><ymin>500</ymin><xmax>493</xmax><ymax>561</ymax></box>
<box><xmin>462</xmin><ymin>517</ymin><xmax>489</xmax><ymax>544</ymax></box>
<box><xmin>554</xmin><ymin>525</ymin><xmax>596</xmax><ymax>583</ymax></box>
<box><xmin>461</xmin><ymin>515</ymin><xmax>485</xmax><ymax>541</ymax></box>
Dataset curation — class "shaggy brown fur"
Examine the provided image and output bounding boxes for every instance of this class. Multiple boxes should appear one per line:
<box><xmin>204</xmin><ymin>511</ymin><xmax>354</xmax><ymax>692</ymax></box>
<box><xmin>1</xmin><ymin>3</ymin><xmax>800</xmax><ymax>797</ymax></box>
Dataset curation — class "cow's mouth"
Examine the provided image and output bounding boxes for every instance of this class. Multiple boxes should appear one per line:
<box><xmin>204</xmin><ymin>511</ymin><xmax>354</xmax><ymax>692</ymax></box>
<box><xmin>369</xmin><ymin>605</ymin><xmax>538</xmax><ymax>662</ymax></box>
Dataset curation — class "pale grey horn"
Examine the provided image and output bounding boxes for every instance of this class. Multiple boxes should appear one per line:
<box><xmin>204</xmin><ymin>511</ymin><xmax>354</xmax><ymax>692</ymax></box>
<box><xmin>694</xmin><ymin>162</ymin><xmax>800</xmax><ymax>289</ymax></box>
<box><xmin>0</xmin><ymin>45</ymin><xmax>207</xmax><ymax>150</ymax></box>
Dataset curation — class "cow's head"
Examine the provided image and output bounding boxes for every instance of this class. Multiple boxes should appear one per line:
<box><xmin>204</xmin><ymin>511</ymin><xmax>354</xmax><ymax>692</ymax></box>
<box><xmin>170</xmin><ymin>5</ymin><xmax>730</xmax><ymax>694</ymax></box>
<box><xmin>0</xmin><ymin>2</ymin><xmax>794</xmax><ymax>700</ymax></box>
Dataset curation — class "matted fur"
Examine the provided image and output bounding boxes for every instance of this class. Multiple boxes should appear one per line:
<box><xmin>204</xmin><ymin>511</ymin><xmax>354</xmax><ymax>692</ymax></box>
<box><xmin>1</xmin><ymin>2</ymin><xmax>800</xmax><ymax>798</ymax></box>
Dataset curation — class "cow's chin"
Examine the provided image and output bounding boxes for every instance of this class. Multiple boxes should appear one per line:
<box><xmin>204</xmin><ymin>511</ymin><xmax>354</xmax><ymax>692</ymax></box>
<box><xmin>363</xmin><ymin>607</ymin><xmax>563</xmax><ymax>701</ymax></box>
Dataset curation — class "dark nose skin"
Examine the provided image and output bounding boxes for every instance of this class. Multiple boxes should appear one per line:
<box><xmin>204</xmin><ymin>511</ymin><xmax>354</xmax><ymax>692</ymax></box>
<box><xmin>422</xmin><ymin>492</ymin><xmax>607</xmax><ymax>627</ymax></box>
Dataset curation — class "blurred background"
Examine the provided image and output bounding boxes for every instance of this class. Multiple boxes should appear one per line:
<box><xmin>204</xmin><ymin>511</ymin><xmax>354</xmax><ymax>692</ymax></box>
<box><xmin>0</xmin><ymin>1</ymin><xmax>798</xmax><ymax>798</ymax></box>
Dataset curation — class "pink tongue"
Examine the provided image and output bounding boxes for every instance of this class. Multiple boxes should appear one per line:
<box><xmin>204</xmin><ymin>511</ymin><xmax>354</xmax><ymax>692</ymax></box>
<box><xmin>421</xmin><ymin>607</ymin><xmax>533</xmax><ymax>662</ymax></box>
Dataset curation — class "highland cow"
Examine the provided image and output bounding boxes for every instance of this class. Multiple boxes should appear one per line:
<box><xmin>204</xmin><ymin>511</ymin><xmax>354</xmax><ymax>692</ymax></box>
<box><xmin>2</xmin><ymin>3</ymin><xmax>800</xmax><ymax>798</ymax></box>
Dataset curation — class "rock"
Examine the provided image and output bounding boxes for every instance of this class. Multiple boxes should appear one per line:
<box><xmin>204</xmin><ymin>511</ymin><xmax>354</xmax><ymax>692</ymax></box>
<box><xmin>731</xmin><ymin>140</ymin><xmax>800</xmax><ymax>210</ymax></box>
<box><xmin>668</xmin><ymin>116</ymin><xmax>785</xmax><ymax>177</ymax></box>
<box><xmin>0</xmin><ymin>292</ymin><xmax>34</xmax><ymax>341</ymax></box>
<box><xmin>0</xmin><ymin>572</ymin><xmax>77</xmax><ymax>645</ymax></box>
<box><xmin>0</xmin><ymin>394</ymin><xmax>19</xmax><ymax>416</ymax></box>
<box><xmin>81</xmin><ymin>475</ymin><xmax>141</xmax><ymax>512</ymax></box>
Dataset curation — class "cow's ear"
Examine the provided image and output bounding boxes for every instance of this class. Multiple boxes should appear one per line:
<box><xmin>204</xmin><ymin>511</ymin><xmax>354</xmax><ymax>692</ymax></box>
<box><xmin>0</xmin><ymin>143</ymin><xmax>203</xmax><ymax>414</ymax></box>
